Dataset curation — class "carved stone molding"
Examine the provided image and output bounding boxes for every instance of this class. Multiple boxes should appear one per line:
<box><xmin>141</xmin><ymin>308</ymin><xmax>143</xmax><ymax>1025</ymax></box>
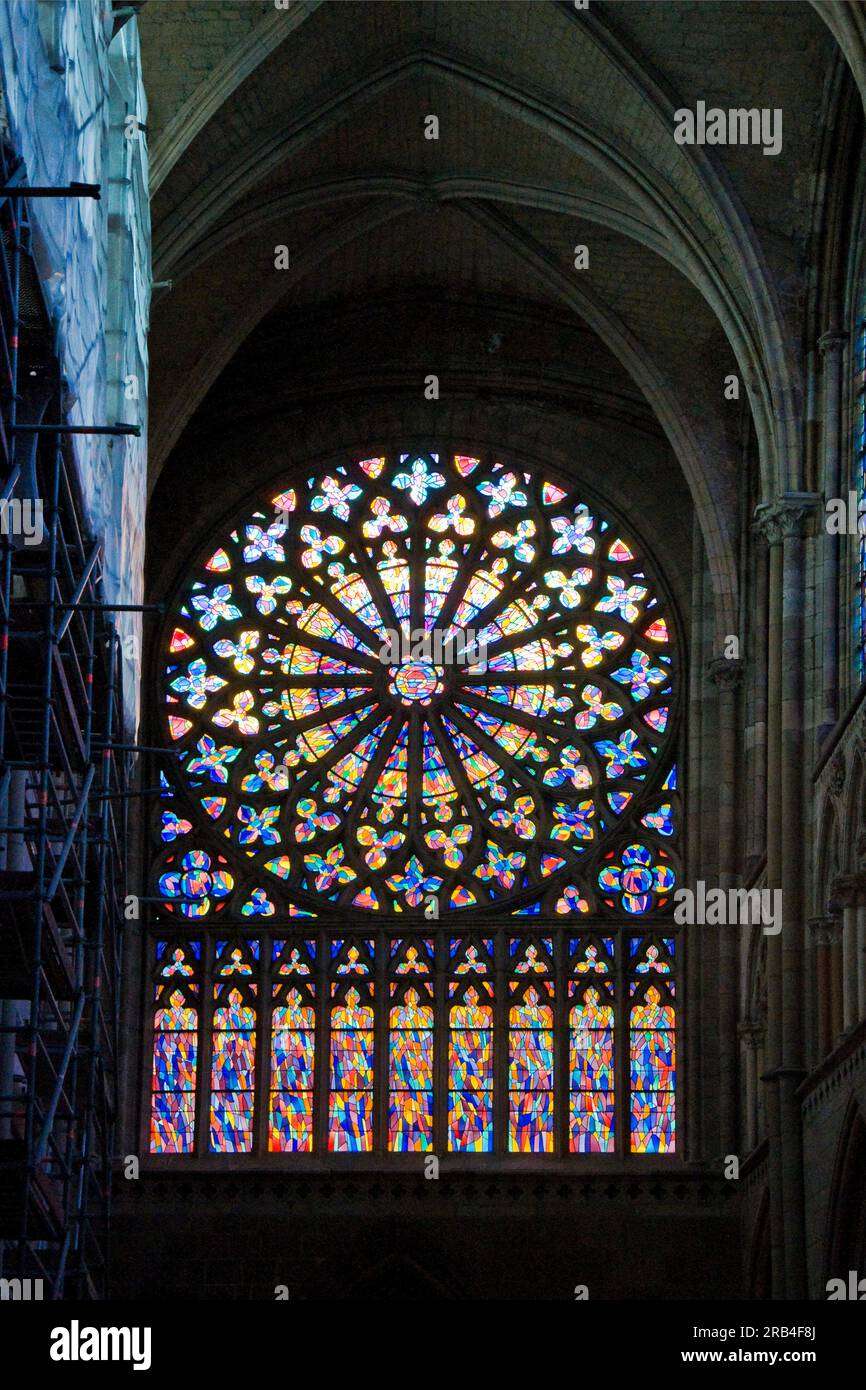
<box><xmin>800</xmin><ymin>1026</ymin><xmax>866</xmax><ymax>1117</ymax></box>
<box><xmin>706</xmin><ymin>656</ymin><xmax>745</xmax><ymax>690</ymax></box>
<box><xmin>752</xmin><ymin>492</ymin><xmax>821</xmax><ymax>546</ymax></box>
<box><xmin>829</xmin><ymin>873</ymin><xmax>866</xmax><ymax>910</ymax></box>
<box><xmin>737</xmin><ymin>1019</ymin><xmax>764</xmax><ymax>1048</ymax></box>
<box><xmin>808</xmin><ymin>915</ymin><xmax>841</xmax><ymax>948</ymax></box>
<box><xmin>828</xmin><ymin>751</ymin><xmax>846</xmax><ymax>798</ymax></box>
<box><xmin>119</xmin><ymin>1170</ymin><xmax>737</xmax><ymax>1207</ymax></box>
<box><xmin>817</xmin><ymin>330</ymin><xmax>848</xmax><ymax>357</ymax></box>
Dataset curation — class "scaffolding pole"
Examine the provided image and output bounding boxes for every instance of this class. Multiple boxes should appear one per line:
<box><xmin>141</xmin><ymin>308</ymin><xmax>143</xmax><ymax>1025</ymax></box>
<box><xmin>0</xmin><ymin>142</ymin><xmax>129</xmax><ymax>1299</ymax></box>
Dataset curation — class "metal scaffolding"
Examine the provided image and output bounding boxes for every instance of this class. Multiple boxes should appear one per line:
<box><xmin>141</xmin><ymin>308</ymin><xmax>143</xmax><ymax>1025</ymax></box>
<box><xmin>0</xmin><ymin>140</ymin><xmax>130</xmax><ymax>1297</ymax></box>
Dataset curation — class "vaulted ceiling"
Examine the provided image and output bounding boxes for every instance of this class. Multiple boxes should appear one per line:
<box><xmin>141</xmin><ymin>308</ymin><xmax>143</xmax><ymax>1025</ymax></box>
<box><xmin>138</xmin><ymin>0</ymin><xmax>860</xmax><ymax>628</ymax></box>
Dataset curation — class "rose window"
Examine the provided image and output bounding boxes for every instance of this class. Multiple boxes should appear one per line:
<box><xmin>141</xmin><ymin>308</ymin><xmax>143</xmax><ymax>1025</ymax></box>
<box><xmin>155</xmin><ymin>451</ymin><xmax>679</xmax><ymax>918</ymax></box>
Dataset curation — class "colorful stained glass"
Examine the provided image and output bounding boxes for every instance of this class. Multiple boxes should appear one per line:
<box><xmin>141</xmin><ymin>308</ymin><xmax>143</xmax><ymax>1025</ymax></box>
<box><xmin>209</xmin><ymin>943</ymin><xmax>257</xmax><ymax>1153</ymax></box>
<box><xmin>157</xmin><ymin>451</ymin><xmax>678</xmax><ymax>921</ymax></box>
<box><xmin>160</xmin><ymin>810</ymin><xmax>192</xmax><ymax>842</ymax></box>
<box><xmin>449</xmin><ymin>1092</ymin><xmax>493</xmax><ymax>1150</ymax></box>
<box><xmin>598</xmin><ymin>843</ymin><xmax>675</xmax><ymax>914</ymax></box>
<box><xmin>644</xmin><ymin>617</ymin><xmax>669</xmax><ymax>644</ymax></box>
<box><xmin>541</xmin><ymin>481</ymin><xmax>567</xmax><ymax>505</ymax></box>
<box><xmin>454</xmin><ymin>453</ymin><xmax>481</xmax><ymax>477</ymax></box>
<box><xmin>329</xmin><ymin>985</ymin><xmax>374</xmax><ymax>1152</ymax></box>
<box><xmin>169</xmin><ymin>627</ymin><xmax>195</xmax><ymax>653</ymax></box>
<box><xmin>150</xmin><ymin>1090</ymin><xmax>196</xmax><ymax>1154</ymax></box>
<box><xmin>158</xmin><ymin>849</ymin><xmax>234</xmax><ymax>919</ymax></box>
<box><xmin>147</xmin><ymin>919</ymin><xmax>678</xmax><ymax>1162</ymax></box>
<box><xmin>630</xmin><ymin>984</ymin><xmax>675</xmax><ymax>1153</ymax></box>
<box><xmin>510</xmin><ymin>938</ymin><xmax>552</xmax><ymax>973</ymax></box>
<box><xmin>509</xmin><ymin>983</ymin><xmax>554</xmax><ymax>1152</ymax></box>
<box><xmin>389</xmin><ymin>985</ymin><xmax>434</xmax><ymax>1152</ymax></box>
<box><xmin>389</xmin><ymin>660</ymin><xmax>444</xmax><ymax>705</ymax></box>
<box><xmin>391</xmin><ymin>938</ymin><xmax>434</xmax><ymax>973</ymax></box>
<box><xmin>569</xmin><ymin>983</ymin><xmax>615</xmax><ymax>1153</ymax></box>
<box><xmin>641</xmin><ymin>802</ymin><xmax>675</xmax><ymax>836</ymax></box>
<box><xmin>150</xmin><ymin>942</ymin><xmax>199</xmax><ymax>1155</ymax></box>
<box><xmin>608</xmin><ymin>537</ymin><xmax>634</xmax><ymax>562</ymax></box>
<box><xmin>150</xmin><ymin>450</ymin><xmax>684</xmax><ymax>1165</ymax></box>
<box><xmin>269</xmin><ymin>980</ymin><xmax>315</xmax><ymax>1152</ymax></box>
<box><xmin>448</xmin><ymin>983</ymin><xmax>493</xmax><ymax>1152</ymax></box>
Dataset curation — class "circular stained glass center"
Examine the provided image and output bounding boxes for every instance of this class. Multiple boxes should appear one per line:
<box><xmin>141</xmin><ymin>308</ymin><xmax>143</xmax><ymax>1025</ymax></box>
<box><xmin>392</xmin><ymin>661</ymin><xmax>442</xmax><ymax>703</ymax></box>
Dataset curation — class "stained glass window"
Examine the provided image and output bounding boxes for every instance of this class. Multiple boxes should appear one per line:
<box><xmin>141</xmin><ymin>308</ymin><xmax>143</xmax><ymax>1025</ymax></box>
<box><xmin>389</xmin><ymin>984</ymin><xmax>434</xmax><ymax>1152</ymax></box>
<box><xmin>445</xmin><ymin>933</ymin><xmax>494</xmax><ymax>1151</ymax></box>
<box><xmin>210</xmin><ymin>938</ymin><xmax>258</xmax><ymax>1153</ymax></box>
<box><xmin>148</xmin><ymin>449</ymin><xmax>682</xmax><ymax>1160</ymax></box>
<box><xmin>448</xmin><ymin>982</ymin><xmax>494</xmax><ymax>1152</ymax></box>
<box><xmin>328</xmin><ymin>938</ymin><xmax>375</xmax><ymax>1151</ymax></box>
<box><xmin>509</xmin><ymin>937</ymin><xmax>554</xmax><ymax>1151</ymax></box>
<box><xmin>145</xmin><ymin>928</ymin><xmax>680</xmax><ymax>1157</ymax></box>
<box><xmin>629</xmin><ymin>936</ymin><xmax>676</xmax><ymax>1153</ymax></box>
<box><xmin>269</xmin><ymin>938</ymin><xmax>316</xmax><ymax>1151</ymax></box>
<box><xmin>149</xmin><ymin>940</ymin><xmax>200</xmax><ymax>1154</ymax></box>
<box><xmin>569</xmin><ymin>935</ymin><xmax>615</xmax><ymax>1153</ymax></box>
<box><xmin>156</xmin><ymin>451</ymin><xmax>678</xmax><ymax>920</ymax></box>
<box><xmin>389</xmin><ymin>938</ymin><xmax>435</xmax><ymax>1151</ymax></box>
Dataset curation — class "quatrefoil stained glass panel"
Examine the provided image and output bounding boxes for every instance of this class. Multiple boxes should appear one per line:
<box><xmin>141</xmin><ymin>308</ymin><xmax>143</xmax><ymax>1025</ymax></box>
<box><xmin>156</xmin><ymin>451</ymin><xmax>679</xmax><ymax>918</ymax></box>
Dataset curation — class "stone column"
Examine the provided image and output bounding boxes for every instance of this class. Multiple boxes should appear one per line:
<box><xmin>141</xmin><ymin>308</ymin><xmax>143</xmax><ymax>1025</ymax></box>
<box><xmin>754</xmin><ymin>492</ymin><xmax>819</xmax><ymax>1299</ymax></box>
<box><xmin>780</xmin><ymin>495</ymin><xmax>820</xmax><ymax>1298</ymax></box>
<box><xmin>830</xmin><ymin>873</ymin><xmax>866</xmax><ymax>1032</ymax></box>
<box><xmin>826</xmin><ymin>908</ymin><xmax>844</xmax><ymax>1045</ymax></box>
<box><xmin>859</xmin><ymin>899</ymin><xmax>866</xmax><ymax>1023</ymax></box>
<box><xmin>685</xmin><ymin>518</ymin><xmax>706</xmax><ymax>1162</ymax></box>
<box><xmin>752</xmin><ymin>502</ymin><xmax>784</xmax><ymax>1296</ymax></box>
<box><xmin>807</xmin><ymin>916</ymin><xmax>837</xmax><ymax>1060</ymax></box>
<box><xmin>855</xmin><ymin>833</ymin><xmax>866</xmax><ymax>1021</ymax></box>
<box><xmin>756</xmin><ymin>1033</ymin><xmax>766</xmax><ymax>1138</ymax></box>
<box><xmin>708</xmin><ymin>655</ymin><xmax>744</xmax><ymax>1154</ymax></box>
<box><xmin>844</xmin><ymin>894</ymin><xmax>858</xmax><ymax>1032</ymax></box>
<box><xmin>738</xmin><ymin>1020</ymin><xmax>763</xmax><ymax>1154</ymax></box>
<box><xmin>748</xmin><ymin>543</ymin><xmax>769</xmax><ymax>865</ymax></box>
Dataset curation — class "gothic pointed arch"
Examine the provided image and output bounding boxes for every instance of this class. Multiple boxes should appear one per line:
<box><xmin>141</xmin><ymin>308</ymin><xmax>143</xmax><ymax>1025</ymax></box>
<box><xmin>144</xmin><ymin>446</ymin><xmax>683</xmax><ymax>1160</ymax></box>
<box><xmin>824</xmin><ymin>1097</ymin><xmax>866</xmax><ymax>1285</ymax></box>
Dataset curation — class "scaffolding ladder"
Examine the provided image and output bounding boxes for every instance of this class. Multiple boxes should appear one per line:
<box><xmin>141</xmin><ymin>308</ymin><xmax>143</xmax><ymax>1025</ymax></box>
<box><xmin>0</xmin><ymin>136</ymin><xmax>130</xmax><ymax>1299</ymax></box>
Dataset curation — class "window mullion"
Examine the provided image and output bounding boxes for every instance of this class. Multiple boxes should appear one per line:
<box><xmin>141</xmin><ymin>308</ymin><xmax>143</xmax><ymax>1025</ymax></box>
<box><xmin>375</xmin><ymin>929</ymin><xmax>388</xmax><ymax>1155</ymax></box>
<box><xmin>196</xmin><ymin>932</ymin><xmax>215</xmax><ymax>1156</ymax></box>
<box><xmin>494</xmin><ymin>928</ymin><xmax>507</xmax><ymax>1155</ymax></box>
<box><xmin>616</xmin><ymin>928</ymin><xmax>628</xmax><ymax>1160</ymax></box>
<box><xmin>435</xmin><ymin>929</ymin><xmax>447</xmax><ymax>1158</ymax></box>
<box><xmin>314</xmin><ymin>927</ymin><xmax>328</xmax><ymax>1156</ymax></box>
<box><xmin>253</xmin><ymin>932</ymin><xmax>270</xmax><ymax>1157</ymax></box>
<box><xmin>555</xmin><ymin>925</ymin><xmax>567</xmax><ymax>1156</ymax></box>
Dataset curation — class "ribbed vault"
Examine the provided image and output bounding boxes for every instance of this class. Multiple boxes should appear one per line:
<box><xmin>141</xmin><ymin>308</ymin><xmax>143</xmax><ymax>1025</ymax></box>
<box><xmin>139</xmin><ymin>0</ymin><xmax>848</xmax><ymax>637</ymax></box>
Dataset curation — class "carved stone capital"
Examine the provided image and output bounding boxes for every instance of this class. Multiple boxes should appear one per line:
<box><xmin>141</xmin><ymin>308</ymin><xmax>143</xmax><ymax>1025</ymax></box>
<box><xmin>737</xmin><ymin>1020</ymin><xmax>764</xmax><ymax>1048</ymax></box>
<box><xmin>752</xmin><ymin>492</ymin><xmax>821</xmax><ymax>545</ymax></box>
<box><xmin>817</xmin><ymin>330</ymin><xmax>848</xmax><ymax>357</ymax></box>
<box><xmin>808</xmin><ymin>915</ymin><xmax>841</xmax><ymax>947</ymax></box>
<box><xmin>828</xmin><ymin>751</ymin><xmax>846</xmax><ymax>797</ymax></box>
<box><xmin>706</xmin><ymin>656</ymin><xmax>745</xmax><ymax>690</ymax></box>
<box><xmin>829</xmin><ymin>873</ymin><xmax>866</xmax><ymax>910</ymax></box>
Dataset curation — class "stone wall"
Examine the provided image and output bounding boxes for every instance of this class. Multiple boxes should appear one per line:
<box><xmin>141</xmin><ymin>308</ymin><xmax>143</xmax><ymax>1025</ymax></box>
<box><xmin>801</xmin><ymin>1027</ymin><xmax>866</xmax><ymax>1297</ymax></box>
<box><xmin>113</xmin><ymin>1172</ymin><xmax>740</xmax><ymax>1301</ymax></box>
